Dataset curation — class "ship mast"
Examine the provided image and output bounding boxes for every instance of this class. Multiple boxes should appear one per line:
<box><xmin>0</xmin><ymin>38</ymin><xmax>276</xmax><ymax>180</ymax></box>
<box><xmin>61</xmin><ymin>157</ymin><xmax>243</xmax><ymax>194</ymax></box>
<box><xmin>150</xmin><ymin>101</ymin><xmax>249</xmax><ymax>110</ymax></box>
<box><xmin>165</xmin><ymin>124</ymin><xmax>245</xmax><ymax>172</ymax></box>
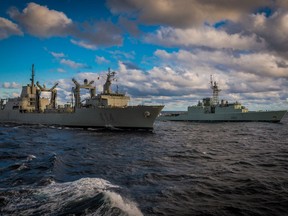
<box><xmin>210</xmin><ymin>75</ymin><xmax>221</xmax><ymax>106</ymax></box>
<box><xmin>31</xmin><ymin>64</ymin><xmax>35</xmax><ymax>87</ymax></box>
<box><xmin>103</xmin><ymin>68</ymin><xmax>116</xmax><ymax>94</ymax></box>
<box><xmin>30</xmin><ymin>64</ymin><xmax>35</xmax><ymax>95</ymax></box>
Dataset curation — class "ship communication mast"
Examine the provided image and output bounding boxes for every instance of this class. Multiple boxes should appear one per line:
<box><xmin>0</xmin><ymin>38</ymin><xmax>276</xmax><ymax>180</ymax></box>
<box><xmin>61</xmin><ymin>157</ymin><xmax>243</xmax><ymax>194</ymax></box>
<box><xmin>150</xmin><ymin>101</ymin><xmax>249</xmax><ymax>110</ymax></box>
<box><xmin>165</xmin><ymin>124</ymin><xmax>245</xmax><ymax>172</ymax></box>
<box><xmin>103</xmin><ymin>68</ymin><xmax>116</xmax><ymax>94</ymax></box>
<box><xmin>30</xmin><ymin>64</ymin><xmax>35</xmax><ymax>87</ymax></box>
<box><xmin>210</xmin><ymin>75</ymin><xmax>221</xmax><ymax>106</ymax></box>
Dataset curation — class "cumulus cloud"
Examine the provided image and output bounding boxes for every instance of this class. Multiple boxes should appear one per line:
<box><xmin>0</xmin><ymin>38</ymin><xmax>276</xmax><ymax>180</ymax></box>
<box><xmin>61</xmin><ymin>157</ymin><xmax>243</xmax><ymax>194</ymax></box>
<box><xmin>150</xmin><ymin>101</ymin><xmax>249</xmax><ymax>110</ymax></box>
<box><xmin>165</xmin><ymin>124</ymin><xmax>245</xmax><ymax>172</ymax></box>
<box><xmin>7</xmin><ymin>3</ymin><xmax>123</xmax><ymax>47</ymax></box>
<box><xmin>108</xmin><ymin>0</ymin><xmax>288</xmax><ymax>58</ymax></box>
<box><xmin>8</xmin><ymin>2</ymin><xmax>72</xmax><ymax>37</ymax></box>
<box><xmin>0</xmin><ymin>17</ymin><xmax>23</xmax><ymax>39</ymax></box>
<box><xmin>45</xmin><ymin>54</ymin><xmax>287</xmax><ymax>110</ymax></box>
<box><xmin>145</xmin><ymin>26</ymin><xmax>266</xmax><ymax>50</ymax></box>
<box><xmin>243</xmin><ymin>10</ymin><xmax>288</xmax><ymax>55</ymax></box>
<box><xmin>155</xmin><ymin>49</ymin><xmax>288</xmax><ymax>78</ymax></box>
<box><xmin>104</xmin><ymin>50</ymin><xmax>287</xmax><ymax>110</ymax></box>
<box><xmin>107</xmin><ymin>0</ymin><xmax>275</xmax><ymax>27</ymax></box>
<box><xmin>153</xmin><ymin>49</ymin><xmax>288</xmax><ymax>110</ymax></box>
<box><xmin>115</xmin><ymin>61</ymin><xmax>213</xmax><ymax>97</ymax></box>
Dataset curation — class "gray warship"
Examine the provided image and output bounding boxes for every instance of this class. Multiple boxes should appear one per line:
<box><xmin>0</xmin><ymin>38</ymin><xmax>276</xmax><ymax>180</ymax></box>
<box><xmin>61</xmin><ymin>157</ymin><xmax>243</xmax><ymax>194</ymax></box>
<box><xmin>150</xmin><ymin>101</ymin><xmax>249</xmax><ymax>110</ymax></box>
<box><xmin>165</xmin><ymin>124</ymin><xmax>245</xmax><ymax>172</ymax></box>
<box><xmin>158</xmin><ymin>76</ymin><xmax>287</xmax><ymax>123</ymax></box>
<box><xmin>0</xmin><ymin>65</ymin><xmax>164</xmax><ymax>130</ymax></box>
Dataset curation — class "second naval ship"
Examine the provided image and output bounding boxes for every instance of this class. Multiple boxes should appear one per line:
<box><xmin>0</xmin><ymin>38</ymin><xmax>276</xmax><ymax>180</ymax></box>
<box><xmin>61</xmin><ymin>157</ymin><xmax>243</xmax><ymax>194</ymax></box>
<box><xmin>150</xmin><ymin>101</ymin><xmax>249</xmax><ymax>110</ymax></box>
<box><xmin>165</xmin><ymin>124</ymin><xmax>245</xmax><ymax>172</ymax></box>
<box><xmin>0</xmin><ymin>65</ymin><xmax>164</xmax><ymax>130</ymax></box>
<box><xmin>158</xmin><ymin>76</ymin><xmax>287</xmax><ymax>123</ymax></box>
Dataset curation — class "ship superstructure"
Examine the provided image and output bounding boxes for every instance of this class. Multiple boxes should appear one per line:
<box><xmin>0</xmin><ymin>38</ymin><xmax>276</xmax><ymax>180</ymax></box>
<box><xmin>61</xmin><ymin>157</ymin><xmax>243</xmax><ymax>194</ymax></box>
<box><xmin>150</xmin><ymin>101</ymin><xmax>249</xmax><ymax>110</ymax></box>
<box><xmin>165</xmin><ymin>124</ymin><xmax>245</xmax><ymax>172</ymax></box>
<box><xmin>0</xmin><ymin>65</ymin><xmax>164</xmax><ymax>130</ymax></box>
<box><xmin>158</xmin><ymin>76</ymin><xmax>287</xmax><ymax>123</ymax></box>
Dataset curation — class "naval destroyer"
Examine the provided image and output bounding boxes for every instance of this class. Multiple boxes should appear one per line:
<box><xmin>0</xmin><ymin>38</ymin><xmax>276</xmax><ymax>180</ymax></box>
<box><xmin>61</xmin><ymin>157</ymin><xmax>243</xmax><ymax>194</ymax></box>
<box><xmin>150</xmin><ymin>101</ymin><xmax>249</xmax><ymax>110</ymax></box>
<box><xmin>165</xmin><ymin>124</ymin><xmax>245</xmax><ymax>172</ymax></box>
<box><xmin>158</xmin><ymin>76</ymin><xmax>287</xmax><ymax>123</ymax></box>
<box><xmin>0</xmin><ymin>65</ymin><xmax>164</xmax><ymax>130</ymax></box>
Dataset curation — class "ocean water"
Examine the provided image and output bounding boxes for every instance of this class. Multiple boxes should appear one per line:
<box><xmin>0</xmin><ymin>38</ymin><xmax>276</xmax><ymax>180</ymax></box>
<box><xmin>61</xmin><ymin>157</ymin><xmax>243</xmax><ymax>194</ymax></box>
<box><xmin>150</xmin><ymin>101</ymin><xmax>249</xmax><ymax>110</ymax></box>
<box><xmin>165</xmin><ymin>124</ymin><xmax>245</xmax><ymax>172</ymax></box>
<box><xmin>1</xmin><ymin>115</ymin><xmax>288</xmax><ymax>216</ymax></box>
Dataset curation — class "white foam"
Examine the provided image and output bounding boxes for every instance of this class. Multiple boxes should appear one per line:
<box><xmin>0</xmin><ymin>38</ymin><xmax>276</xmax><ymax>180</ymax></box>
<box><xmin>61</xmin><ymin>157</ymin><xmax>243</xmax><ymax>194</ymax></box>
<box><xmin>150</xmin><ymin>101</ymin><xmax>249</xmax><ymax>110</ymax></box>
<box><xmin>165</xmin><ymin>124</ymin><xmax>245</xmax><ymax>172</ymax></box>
<box><xmin>2</xmin><ymin>177</ymin><xmax>142</xmax><ymax>215</ymax></box>
<box><xmin>104</xmin><ymin>191</ymin><xmax>143</xmax><ymax>216</ymax></box>
<box><xmin>16</xmin><ymin>163</ymin><xmax>28</xmax><ymax>171</ymax></box>
<box><xmin>26</xmin><ymin>154</ymin><xmax>36</xmax><ymax>161</ymax></box>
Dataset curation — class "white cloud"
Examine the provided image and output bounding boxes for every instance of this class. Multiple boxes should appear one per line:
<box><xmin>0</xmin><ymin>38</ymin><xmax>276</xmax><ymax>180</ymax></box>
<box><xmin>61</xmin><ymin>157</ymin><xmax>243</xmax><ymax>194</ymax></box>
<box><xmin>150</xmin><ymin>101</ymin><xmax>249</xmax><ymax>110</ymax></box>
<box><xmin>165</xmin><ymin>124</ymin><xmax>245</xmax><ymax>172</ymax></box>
<box><xmin>95</xmin><ymin>56</ymin><xmax>110</xmax><ymax>64</ymax></box>
<box><xmin>109</xmin><ymin>49</ymin><xmax>287</xmax><ymax>110</ymax></box>
<box><xmin>145</xmin><ymin>26</ymin><xmax>266</xmax><ymax>50</ymax></box>
<box><xmin>115</xmin><ymin>61</ymin><xmax>214</xmax><ymax>98</ymax></box>
<box><xmin>0</xmin><ymin>17</ymin><xmax>23</xmax><ymax>39</ymax></box>
<box><xmin>47</xmin><ymin>55</ymin><xmax>287</xmax><ymax>111</ymax></box>
<box><xmin>71</xmin><ymin>39</ymin><xmax>97</xmax><ymax>50</ymax></box>
<box><xmin>154</xmin><ymin>49</ymin><xmax>288</xmax><ymax>78</ymax></box>
<box><xmin>2</xmin><ymin>82</ymin><xmax>21</xmax><ymax>89</ymax></box>
<box><xmin>60</xmin><ymin>59</ymin><xmax>88</xmax><ymax>69</ymax></box>
<box><xmin>8</xmin><ymin>2</ymin><xmax>72</xmax><ymax>37</ymax></box>
<box><xmin>50</xmin><ymin>51</ymin><xmax>65</xmax><ymax>58</ymax></box>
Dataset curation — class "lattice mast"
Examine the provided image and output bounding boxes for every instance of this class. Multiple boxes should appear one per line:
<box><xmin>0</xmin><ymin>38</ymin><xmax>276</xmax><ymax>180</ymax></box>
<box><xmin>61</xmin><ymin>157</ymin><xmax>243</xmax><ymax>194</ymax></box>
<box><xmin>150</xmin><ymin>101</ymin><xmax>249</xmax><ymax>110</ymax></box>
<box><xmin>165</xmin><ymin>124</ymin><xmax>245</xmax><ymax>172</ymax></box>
<box><xmin>210</xmin><ymin>75</ymin><xmax>221</xmax><ymax>106</ymax></box>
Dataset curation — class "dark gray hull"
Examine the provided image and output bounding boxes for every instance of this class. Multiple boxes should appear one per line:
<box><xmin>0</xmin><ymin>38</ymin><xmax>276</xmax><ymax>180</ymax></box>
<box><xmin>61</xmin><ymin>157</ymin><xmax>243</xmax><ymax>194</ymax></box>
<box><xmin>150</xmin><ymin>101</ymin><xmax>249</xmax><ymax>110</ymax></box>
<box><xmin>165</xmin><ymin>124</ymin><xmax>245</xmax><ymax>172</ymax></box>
<box><xmin>158</xmin><ymin>110</ymin><xmax>287</xmax><ymax>123</ymax></box>
<box><xmin>0</xmin><ymin>106</ymin><xmax>164</xmax><ymax>130</ymax></box>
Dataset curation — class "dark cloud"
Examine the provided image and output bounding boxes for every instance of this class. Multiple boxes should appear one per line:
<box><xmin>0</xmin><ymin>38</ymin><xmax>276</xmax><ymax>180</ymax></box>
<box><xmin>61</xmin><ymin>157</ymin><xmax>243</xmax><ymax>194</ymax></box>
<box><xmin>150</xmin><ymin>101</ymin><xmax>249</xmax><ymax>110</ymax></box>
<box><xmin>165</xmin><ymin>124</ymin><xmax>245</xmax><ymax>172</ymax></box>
<box><xmin>7</xmin><ymin>2</ymin><xmax>123</xmax><ymax>48</ymax></box>
<box><xmin>118</xmin><ymin>17</ymin><xmax>140</xmax><ymax>36</ymax></box>
<box><xmin>107</xmin><ymin>0</ymin><xmax>276</xmax><ymax>27</ymax></box>
<box><xmin>107</xmin><ymin>0</ymin><xmax>288</xmax><ymax>59</ymax></box>
<box><xmin>122</xmin><ymin>62</ymin><xmax>141</xmax><ymax>70</ymax></box>
<box><xmin>72</xmin><ymin>20</ymin><xmax>122</xmax><ymax>48</ymax></box>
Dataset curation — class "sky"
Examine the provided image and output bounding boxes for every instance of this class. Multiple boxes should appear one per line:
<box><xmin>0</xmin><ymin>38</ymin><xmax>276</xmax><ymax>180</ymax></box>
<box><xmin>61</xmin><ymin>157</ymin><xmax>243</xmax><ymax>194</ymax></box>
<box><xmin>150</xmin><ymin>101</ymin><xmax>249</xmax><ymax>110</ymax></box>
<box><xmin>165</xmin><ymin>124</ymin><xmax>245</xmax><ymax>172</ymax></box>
<box><xmin>0</xmin><ymin>0</ymin><xmax>288</xmax><ymax>111</ymax></box>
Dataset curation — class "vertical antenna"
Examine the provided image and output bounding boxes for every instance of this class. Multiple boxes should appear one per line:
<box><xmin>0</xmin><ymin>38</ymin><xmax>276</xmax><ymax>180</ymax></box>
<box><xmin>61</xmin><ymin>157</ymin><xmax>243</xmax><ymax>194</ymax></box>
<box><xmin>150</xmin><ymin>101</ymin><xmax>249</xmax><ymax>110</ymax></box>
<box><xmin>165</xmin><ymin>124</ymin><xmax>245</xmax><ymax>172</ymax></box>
<box><xmin>31</xmin><ymin>64</ymin><xmax>35</xmax><ymax>87</ymax></box>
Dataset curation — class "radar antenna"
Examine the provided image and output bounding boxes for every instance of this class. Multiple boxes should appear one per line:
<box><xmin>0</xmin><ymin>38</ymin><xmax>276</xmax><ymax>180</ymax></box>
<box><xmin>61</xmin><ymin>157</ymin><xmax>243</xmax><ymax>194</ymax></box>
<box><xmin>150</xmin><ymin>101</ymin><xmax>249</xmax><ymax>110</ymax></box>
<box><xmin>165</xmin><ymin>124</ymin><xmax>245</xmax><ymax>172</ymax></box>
<box><xmin>210</xmin><ymin>75</ymin><xmax>221</xmax><ymax>106</ymax></box>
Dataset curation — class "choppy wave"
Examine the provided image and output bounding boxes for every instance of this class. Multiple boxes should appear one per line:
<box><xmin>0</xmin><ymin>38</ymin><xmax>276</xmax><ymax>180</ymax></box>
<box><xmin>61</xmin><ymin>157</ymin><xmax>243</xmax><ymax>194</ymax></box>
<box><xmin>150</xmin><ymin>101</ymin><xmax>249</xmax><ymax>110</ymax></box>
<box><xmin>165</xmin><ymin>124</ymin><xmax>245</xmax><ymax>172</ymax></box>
<box><xmin>0</xmin><ymin>178</ymin><xmax>143</xmax><ymax>216</ymax></box>
<box><xmin>1</xmin><ymin>116</ymin><xmax>288</xmax><ymax>215</ymax></box>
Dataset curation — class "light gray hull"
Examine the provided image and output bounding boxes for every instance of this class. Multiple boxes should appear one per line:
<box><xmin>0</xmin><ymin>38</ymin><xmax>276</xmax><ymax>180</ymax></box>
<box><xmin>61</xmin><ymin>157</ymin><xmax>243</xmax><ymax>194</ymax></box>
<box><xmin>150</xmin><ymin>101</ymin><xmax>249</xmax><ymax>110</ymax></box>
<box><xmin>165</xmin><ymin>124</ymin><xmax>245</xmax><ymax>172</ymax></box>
<box><xmin>158</xmin><ymin>110</ymin><xmax>287</xmax><ymax>123</ymax></box>
<box><xmin>0</xmin><ymin>106</ymin><xmax>164</xmax><ymax>130</ymax></box>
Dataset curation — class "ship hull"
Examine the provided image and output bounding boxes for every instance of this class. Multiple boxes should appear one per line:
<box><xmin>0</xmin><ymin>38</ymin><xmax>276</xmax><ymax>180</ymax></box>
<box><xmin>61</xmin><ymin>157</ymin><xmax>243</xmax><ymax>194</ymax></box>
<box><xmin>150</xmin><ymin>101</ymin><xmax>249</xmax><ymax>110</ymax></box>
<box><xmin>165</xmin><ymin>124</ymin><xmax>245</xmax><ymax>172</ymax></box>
<box><xmin>0</xmin><ymin>106</ymin><xmax>164</xmax><ymax>130</ymax></box>
<box><xmin>158</xmin><ymin>110</ymin><xmax>287</xmax><ymax>123</ymax></box>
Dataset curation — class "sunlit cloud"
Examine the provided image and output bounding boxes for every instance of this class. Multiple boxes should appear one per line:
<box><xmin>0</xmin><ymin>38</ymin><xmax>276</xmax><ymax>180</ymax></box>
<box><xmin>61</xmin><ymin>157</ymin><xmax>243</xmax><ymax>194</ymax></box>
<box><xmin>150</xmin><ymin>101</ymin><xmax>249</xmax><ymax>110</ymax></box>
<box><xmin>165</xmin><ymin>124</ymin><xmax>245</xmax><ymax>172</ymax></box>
<box><xmin>0</xmin><ymin>17</ymin><xmax>23</xmax><ymax>39</ymax></box>
<box><xmin>8</xmin><ymin>2</ymin><xmax>72</xmax><ymax>37</ymax></box>
<box><xmin>145</xmin><ymin>26</ymin><xmax>266</xmax><ymax>50</ymax></box>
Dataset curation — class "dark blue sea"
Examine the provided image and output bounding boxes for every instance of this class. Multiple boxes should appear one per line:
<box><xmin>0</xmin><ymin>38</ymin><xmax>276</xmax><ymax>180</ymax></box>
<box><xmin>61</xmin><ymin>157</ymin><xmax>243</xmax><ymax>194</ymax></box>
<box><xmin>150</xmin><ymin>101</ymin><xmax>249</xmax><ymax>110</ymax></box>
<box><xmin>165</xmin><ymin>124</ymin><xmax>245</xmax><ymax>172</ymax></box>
<box><xmin>1</xmin><ymin>115</ymin><xmax>288</xmax><ymax>216</ymax></box>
